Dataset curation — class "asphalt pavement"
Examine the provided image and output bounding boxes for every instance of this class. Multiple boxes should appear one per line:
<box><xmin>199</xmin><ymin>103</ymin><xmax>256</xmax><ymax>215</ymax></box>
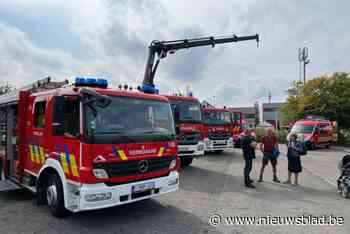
<box><xmin>0</xmin><ymin>145</ymin><xmax>350</xmax><ymax>234</ymax></box>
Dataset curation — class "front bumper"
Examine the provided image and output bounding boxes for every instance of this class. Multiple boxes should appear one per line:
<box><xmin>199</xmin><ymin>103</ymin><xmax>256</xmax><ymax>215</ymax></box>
<box><xmin>204</xmin><ymin>138</ymin><xmax>234</xmax><ymax>151</ymax></box>
<box><xmin>68</xmin><ymin>171</ymin><xmax>179</xmax><ymax>212</ymax></box>
<box><xmin>177</xmin><ymin>141</ymin><xmax>205</xmax><ymax>157</ymax></box>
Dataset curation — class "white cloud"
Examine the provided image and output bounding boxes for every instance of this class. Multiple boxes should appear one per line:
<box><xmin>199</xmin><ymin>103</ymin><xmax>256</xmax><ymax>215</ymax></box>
<box><xmin>0</xmin><ymin>0</ymin><xmax>349</xmax><ymax>107</ymax></box>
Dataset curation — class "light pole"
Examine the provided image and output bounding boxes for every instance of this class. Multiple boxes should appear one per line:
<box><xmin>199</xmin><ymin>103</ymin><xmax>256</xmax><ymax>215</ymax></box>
<box><xmin>298</xmin><ymin>47</ymin><xmax>310</xmax><ymax>84</ymax></box>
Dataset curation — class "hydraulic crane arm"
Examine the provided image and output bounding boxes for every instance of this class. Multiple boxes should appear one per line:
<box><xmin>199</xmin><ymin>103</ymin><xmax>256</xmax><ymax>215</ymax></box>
<box><xmin>141</xmin><ymin>34</ymin><xmax>259</xmax><ymax>93</ymax></box>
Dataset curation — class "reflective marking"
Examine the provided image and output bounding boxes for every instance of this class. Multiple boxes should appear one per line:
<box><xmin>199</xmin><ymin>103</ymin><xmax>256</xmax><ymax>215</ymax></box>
<box><xmin>118</xmin><ymin>150</ymin><xmax>128</xmax><ymax>161</ymax></box>
<box><xmin>69</xmin><ymin>154</ymin><xmax>79</xmax><ymax>177</ymax></box>
<box><xmin>34</xmin><ymin>146</ymin><xmax>40</xmax><ymax>164</ymax></box>
<box><xmin>39</xmin><ymin>147</ymin><xmax>45</xmax><ymax>164</ymax></box>
<box><xmin>157</xmin><ymin>147</ymin><xmax>165</xmax><ymax>157</ymax></box>
<box><xmin>29</xmin><ymin>145</ymin><xmax>35</xmax><ymax>162</ymax></box>
<box><xmin>60</xmin><ymin>153</ymin><xmax>69</xmax><ymax>174</ymax></box>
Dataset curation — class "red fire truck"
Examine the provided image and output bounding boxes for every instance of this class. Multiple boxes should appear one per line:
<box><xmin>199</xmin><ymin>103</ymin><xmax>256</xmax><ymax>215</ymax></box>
<box><xmin>202</xmin><ymin>108</ymin><xmax>234</xmax><ymax>153</ymax></box>
<box><xmin>0</xmin><ymin>77</ymin><xmax>180</xmax><ymax>217</ymax></box>
<box><xmin>138</xmin><ymin>33</ymin><xmax>259</xmax><ymax>161</ymax></box>
<box><xmin>231</xmin><ymin>112</ymin><xmax>243</xmax><ymax>147</ymax></box>
<box><xmin>165</xmin><ymin>95</ymin><xmax>204</xmax><ymax>166</ymax></box>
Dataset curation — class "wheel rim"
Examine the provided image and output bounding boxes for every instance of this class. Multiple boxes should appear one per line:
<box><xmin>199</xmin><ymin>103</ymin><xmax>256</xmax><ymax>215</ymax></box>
<box><xmin>47</xmin><ymin>184</ymin><xmax>58</xmax><ymax>207</ymax></box>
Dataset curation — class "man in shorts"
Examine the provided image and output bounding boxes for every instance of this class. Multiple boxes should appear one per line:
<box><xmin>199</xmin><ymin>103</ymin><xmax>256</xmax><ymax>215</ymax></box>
<box><xmin>258</xmin><ymin>128</ymin><xmax>280</xmax><ymax>183</ymax></box>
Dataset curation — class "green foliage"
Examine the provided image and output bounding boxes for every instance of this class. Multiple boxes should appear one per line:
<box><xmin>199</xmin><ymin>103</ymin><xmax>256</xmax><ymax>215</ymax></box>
<box><xmin>255</xmin><ymin>128</ymin><xmax>287</xmax><ymax>144</ymax></box>
<box><xmin>282</xmin><ymin>72</ymin><xmax>350</xmax><ymax>129</ymax></box>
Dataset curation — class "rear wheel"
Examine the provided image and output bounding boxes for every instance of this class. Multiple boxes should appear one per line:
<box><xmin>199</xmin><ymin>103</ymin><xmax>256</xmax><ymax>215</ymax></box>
<box><xmin>181</xmin><ymin>157</ymin><xmax>193</xmax><ymax>166</ymax></box>
<box><xmin>46</xmin><ymin>173</ymin><xmax>68</xmax><ymax>217</ymax></box>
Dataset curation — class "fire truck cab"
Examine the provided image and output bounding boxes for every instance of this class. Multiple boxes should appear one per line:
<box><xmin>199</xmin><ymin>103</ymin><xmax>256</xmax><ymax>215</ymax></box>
<box><xmin>165</xmin><ymin>95</ymin><xmax>204</xmax><ymax>166</ymax></box>
<box><xmin>202</xmin><ymin>108</ymin><xmax>234</xmax><ymax>153</ymax></box>
<box><xmin>0</xmin><ymin>77</ymin><xmax>180</xmax><ymax>217</ymax></box>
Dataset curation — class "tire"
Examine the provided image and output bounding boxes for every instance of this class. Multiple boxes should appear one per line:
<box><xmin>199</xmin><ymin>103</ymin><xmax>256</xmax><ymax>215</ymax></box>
<box><xmin>181</xmin><ymin>157</ymin><xmax>193</xmax><ymax>166</ymax></box>
<box><xmin>214</xmin><ymin>150</ymin><xmax>224</xmax><ymax>154</ymax></box>
<box><xmin>46</xmin><ymin>173</ymin><xmax>68</xmax><ymax>218</ymax></box>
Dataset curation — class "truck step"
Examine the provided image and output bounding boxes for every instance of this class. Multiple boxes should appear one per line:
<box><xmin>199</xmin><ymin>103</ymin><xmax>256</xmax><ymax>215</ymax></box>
<box><xmin>0</xmin><ymin>180</ymin><xmax>21</xmax><ymax>192</ymax></box>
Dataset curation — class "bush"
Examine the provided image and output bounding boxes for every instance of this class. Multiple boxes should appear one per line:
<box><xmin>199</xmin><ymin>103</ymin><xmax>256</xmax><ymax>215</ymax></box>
<box><xmin>339</xmin><ymin>129</ymin><xmax>350</xmax><ymax>146</ymax></box>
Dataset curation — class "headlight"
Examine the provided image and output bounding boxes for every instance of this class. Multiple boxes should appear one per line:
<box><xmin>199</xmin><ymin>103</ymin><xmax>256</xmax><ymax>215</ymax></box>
<box><xmin>169</xmin><ymin>159</ymin><xmax>177</xmax><ymax>170</ymax></box>
<box><xmin>197</xmin><ymin>144</ymin><xmax>204</xmax><ymax>151</ymax></box>
<box><xmin>93</xmin><ymin>169</ymin><xmax>109</xmax><ymax>179</ymax></box>
<box><xmin>85</xmin><ymin>192</ymin><xmax>112</xmax><ymax>202</ymax></box>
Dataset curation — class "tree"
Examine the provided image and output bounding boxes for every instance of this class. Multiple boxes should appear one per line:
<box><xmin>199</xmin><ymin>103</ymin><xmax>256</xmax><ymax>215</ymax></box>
<box><xmin>281</xmin><ymin>72</ymin><xmax>350</xmax><ymax>128</ymax></box>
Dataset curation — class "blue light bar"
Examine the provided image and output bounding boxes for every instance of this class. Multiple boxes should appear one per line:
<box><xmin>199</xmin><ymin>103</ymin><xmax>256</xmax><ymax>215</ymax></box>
<box><xmin>74</xmin><ymin>77</ymin><xmax>108</xmax><ymax>88</ymax></box>
<box><xmin>97</xmin><ymin>79</ymin><xmax>108</xmax><ymax>88</ymax></box>
<box><xmin>139</xmin><ymin>84</ymin><xmax>159</xmax><ymax>94</ymax></box>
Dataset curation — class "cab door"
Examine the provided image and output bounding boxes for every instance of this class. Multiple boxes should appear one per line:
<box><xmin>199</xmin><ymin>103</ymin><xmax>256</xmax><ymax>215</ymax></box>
<box><xmin>26</xmin><ymin>98</ymin><xmax>48</xmax><ymax>175</ymax></box>
<box><xmin>49</xmin><ymin>96</ymin><xmax>81</xmax><ymax>182</ymax></box>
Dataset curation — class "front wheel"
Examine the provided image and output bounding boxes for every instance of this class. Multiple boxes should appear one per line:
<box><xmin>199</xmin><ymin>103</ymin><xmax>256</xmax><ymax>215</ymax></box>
<box><xmin>46</xmin><ymin>173</ymin><xmax>68</xmax><ymax>217</ymax></box>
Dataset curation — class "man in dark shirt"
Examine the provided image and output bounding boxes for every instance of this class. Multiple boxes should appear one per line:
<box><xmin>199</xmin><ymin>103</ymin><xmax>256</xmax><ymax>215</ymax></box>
<box><xmin>241</xmin><ymin>129</ymin><xmax>257</xmax><ymax>188</ymax></box>
<box><xmin>258</xmin><ymin>128</ymin><xmax>280</xmax><ymax>183</ymax></box>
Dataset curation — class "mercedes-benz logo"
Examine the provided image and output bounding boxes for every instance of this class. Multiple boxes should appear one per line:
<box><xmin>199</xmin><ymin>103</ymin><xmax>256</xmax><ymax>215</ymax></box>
<box><xmin>138</xmin><ymin>160</ymin><xmax>149</xmax><ymax>173</ymax></box>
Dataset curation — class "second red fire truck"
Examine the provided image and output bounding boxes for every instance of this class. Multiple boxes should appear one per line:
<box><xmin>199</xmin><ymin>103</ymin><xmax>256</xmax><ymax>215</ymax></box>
<box><xmin>165</xmin><ymin>95</ymin><xmax>204</xmax><ymax>166</ymax></box>
<box><xmin>202</xmin><ymin>107</ymin><xmax>234</xmax><ymax>153</ymax></box>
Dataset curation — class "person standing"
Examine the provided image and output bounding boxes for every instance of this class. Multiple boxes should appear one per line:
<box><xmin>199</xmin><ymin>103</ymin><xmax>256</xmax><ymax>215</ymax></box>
<box><xmin>258</xmin><ymin>128</ymin><xmax>280</xmax><ymax>183</ymax></box>
<box><xmin>284</xmin><ymin>134</ymin><xmax>303</xmax><ymax>185</ymax></box>
<box><xmin>241</xmin><ymin>129</ymin><xmax>257</xmax><ymax>188</ymax></box>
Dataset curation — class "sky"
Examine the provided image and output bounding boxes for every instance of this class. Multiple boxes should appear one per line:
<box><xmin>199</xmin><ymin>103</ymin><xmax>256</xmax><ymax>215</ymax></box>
<box><xmin>0</xmin><ymin>0</ymin><xmax>349</xmax><ymax>107</ymax></box>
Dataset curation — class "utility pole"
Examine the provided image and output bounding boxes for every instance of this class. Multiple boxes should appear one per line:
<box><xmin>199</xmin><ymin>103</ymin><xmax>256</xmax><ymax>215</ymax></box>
<box><xmin>298</xmin><ymin>47</ymin><xmax>310</xmax><ymax>84</ymax></box>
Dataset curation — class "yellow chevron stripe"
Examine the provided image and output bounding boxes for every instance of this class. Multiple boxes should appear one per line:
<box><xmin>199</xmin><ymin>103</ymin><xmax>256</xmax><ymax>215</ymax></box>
<box><xmin>34</xmin><ymin>146</ymin><xmax>41</xmax><ymax>164</ymax></box>
<box><xmin>157</xmin><ymin>147</ymin><xmax>164</xmax><ymax>157</ymax></box>
<box><xmin>39</xmin><ymin>147</ymin><xmax>45</xmax><ymax>164</ymax></box>
<box><xmin>29</xmin><ymin>145</ymin><xmax>35</xmax><ymax>162</ymax></box>
<box><xmin>69</xmin><ymin>154</ymin><xmax>79</xmax><ymax>177</ymax></box>
<box><xmin>118</xmin><ymin>150</ymin><xmax>128</xmax><ymax>161</ymax></box>
<box><xmin>60</xmin><ymin>153</ymin><xmax>70</xmax><ymax>174</ymax></box>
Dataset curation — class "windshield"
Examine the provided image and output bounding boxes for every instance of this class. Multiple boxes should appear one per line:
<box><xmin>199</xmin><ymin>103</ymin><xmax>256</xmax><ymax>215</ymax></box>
<box><xmin>84</xmin><ymin>96</ymin><xmax>175</xmax><ymax>143</ymax></box>
<box><xmin>291</xmin><ymin>124</ymin><xmax>315</xmax><ymax>134</ymax></box>
<box><xmin>170</xmin><ymin>100</ymin><xmax>202</xmax><ymax>123</ymax></box>
<box><xmin>203</xmin><ymin>111</ymin><xmax>232</xmax><ymax>125</ymax></box>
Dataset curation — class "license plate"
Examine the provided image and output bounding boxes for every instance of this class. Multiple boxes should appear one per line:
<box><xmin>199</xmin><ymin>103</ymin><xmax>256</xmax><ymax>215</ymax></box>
<box><xmin>215</xmin><ymin>140</ymin><xmax>226</xmax><ymax>144</ymax></box>
<box><xmin>132</xmin><ymin>182</ymin><xmax>155</xmax><ymax>193</ymax></box>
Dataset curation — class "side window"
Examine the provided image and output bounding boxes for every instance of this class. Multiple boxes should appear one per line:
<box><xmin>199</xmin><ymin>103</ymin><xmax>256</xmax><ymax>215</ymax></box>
<box><xmin>52</xmin><ymin>96</ymin><xmax>80</xmax><ymax>137</ymax></box>
<box><xmin>34</xmin><ymin>101</ymin><xmax>47</xmax><ymax>128</ymax></box>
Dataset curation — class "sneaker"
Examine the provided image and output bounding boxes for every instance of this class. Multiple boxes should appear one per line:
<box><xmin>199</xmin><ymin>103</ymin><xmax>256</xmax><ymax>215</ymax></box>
<box><xmin>245</xmin><ymin>183</ymin><xmax>256</xmax><ymax>189</ymax></box>
<box><xmin>273</xmin><ymin>177</ymin><xmax>281</xmax><ymax>183</ymax></box>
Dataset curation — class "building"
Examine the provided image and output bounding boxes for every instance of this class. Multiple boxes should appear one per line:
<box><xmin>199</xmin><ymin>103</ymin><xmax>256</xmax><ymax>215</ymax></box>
<box><xmin>227</xmin><ymin>106</ymin><xmax>258</xmax><ymax>129</ymax></box>
<box><xmin>262</xmin><ymin>102</ymin><xmax>285</xmax><ymax>129</ymax></box>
